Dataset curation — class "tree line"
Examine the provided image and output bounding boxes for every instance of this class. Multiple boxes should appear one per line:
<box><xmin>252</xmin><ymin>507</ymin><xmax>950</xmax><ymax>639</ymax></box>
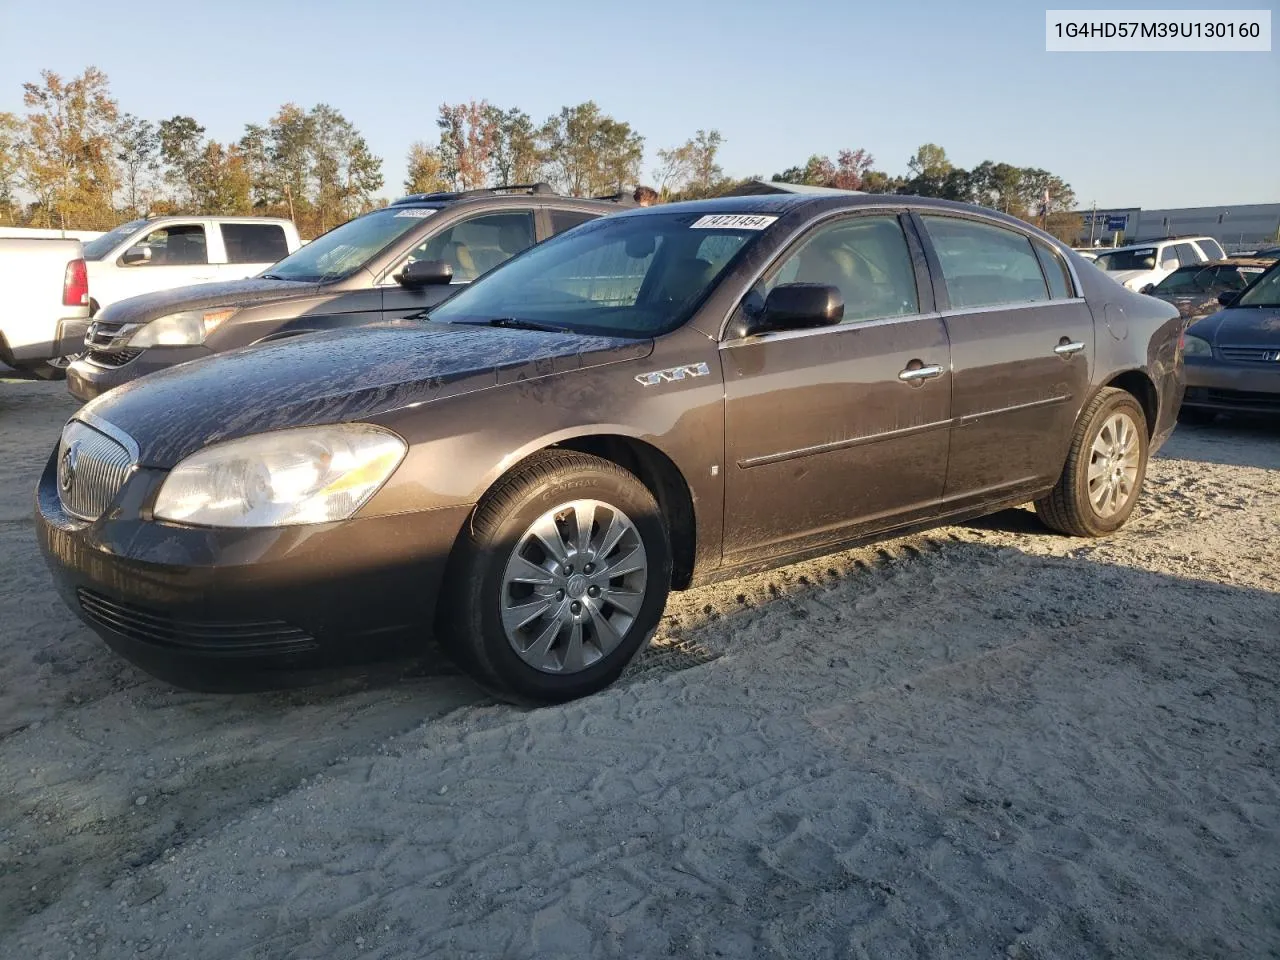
<box><xmin>0</xmin><ymin>66</ymin><xmax>1082</xmax><ymax>241</ymax></box>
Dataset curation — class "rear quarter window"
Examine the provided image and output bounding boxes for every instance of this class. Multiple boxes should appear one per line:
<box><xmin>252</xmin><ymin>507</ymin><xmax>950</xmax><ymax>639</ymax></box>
<box><xmin>549</xmin><ymin>209</ymin><xmax>599</xmax><ymax>235</ymax></box>
<box><xmin>221</xmin><ymin>223</ymin><xmax>290</xmax><ymax>264</ymax></box>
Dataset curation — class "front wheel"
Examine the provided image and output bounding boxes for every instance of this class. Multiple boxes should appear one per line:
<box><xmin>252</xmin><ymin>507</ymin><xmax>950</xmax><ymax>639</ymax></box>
<box><xmin>1035</xmin><ymin>388</ymin><xmax>1149</xmax><ymax>537</ymax></box>
<box><xmin>440</xmin><ymin>450</ymin><xmax>672</xmax><ymax>703</ymax></box>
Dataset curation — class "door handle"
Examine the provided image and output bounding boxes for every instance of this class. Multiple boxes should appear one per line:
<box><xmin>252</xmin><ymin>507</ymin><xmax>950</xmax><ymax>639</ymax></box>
<box><xmin>1054</xmin><ymin>340</ymin><xmax>1086</xmax><ymax>356</ymax></box>
<box><xmin>898</xmin><ymin>362</ymin><xmax>943</xmax><ymax>383</ymax></box>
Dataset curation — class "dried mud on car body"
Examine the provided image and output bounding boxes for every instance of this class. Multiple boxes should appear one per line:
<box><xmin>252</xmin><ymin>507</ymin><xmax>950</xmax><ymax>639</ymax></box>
<box><xmin>2</xmin><ymin>380</ymin><xmax>1279</xmax><ymax>958</ymax></box>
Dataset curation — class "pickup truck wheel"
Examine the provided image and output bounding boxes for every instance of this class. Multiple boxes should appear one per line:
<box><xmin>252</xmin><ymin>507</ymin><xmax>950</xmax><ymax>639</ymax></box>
<box><xmin>1035</xmin><ymin>388</ymin><xmax>1148</xmax><ymax>537</ymax></box>
<box><xmin>440</xmin><ymin>450</ymin><xmax>672</xmax><ymax>704</ymax></box>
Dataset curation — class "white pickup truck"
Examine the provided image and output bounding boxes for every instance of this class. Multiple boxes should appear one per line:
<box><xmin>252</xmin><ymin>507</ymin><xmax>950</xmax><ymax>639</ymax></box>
<box><xmin>0</xmin><ymin>237</ymin><xmax>91</xmax><ymax>378</ymax></box>
<box><xmin>80</xmin><ymin>216</ymin><xmax>302</xmax><ymax>314</ymax></box>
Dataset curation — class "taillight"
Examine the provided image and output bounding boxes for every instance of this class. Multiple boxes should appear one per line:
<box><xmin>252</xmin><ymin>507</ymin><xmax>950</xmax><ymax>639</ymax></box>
<box><xmin>63</xmin><ymin>258</ymin><xmax>88</xmax><ymax>307</ymax></box>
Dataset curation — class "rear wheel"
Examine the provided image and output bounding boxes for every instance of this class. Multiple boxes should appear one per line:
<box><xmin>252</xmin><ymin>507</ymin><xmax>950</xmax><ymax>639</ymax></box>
<box><xmin>1035</xmin><ymin>388</ymin><xmax>1148</xmax><ymax>537</ymax></box>
<box><xmin>440</xmin><ymin>451</ymin><xmax>672</xmax><ymax>703</ymax></box>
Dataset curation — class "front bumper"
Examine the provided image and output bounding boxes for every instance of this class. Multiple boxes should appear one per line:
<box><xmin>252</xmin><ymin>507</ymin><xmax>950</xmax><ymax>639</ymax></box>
<box><xmin>67</xmin><ymin>345</ymin><xmax>212</xmax><ymax>402</ymax></box>
<box><xmin>35</xmin><ymin>450</ymin><xmax>473</xmax><ymax>689</ymax></box>
<box><xmin>1183</xmin><ymin>356</ymin><xmax>1280</xmax><ymax>414</ymax></box>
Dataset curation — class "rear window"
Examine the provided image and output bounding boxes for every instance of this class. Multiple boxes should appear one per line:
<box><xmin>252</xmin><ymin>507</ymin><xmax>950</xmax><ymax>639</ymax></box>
<box><xmin>1093</xmin><ymin>248</ymin><xmax>1158</xmax><ymax>272</ymax></box>
<box><xmin>221</xmin><ymin>223</ymin><xmax>290</xmax><ymax>264</ymax></box>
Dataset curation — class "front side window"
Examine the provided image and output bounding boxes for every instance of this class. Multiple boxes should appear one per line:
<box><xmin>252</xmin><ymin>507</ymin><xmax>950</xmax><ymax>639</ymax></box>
<box><xmin>757</xmin><ymin>215</ymin><xmax>919</xmax><ymax>323</ymax></box>
<box><xmin>266</xmin><ymin>206</ymin><xmax>440</xmax><ymax>282</ymax></box>
<box><xmin>130</xmin><ymin>224</ymin><xmax>207</xmax><ymax>266</ymax></box>
<box><xmin>221</xmin><ymin>223</ymin><xmax>290</xmax><ymax>264</ymax></box>
<box><xmin>404</xmin><ymin>211</ymin><xmax>535</xmax><ymax>282</ymax></box>
<box><xmin>429</xmin><ymin>212</ymin><xmax>763</xmax><ymax>338</ymax></box>
<box><xmin>921</xmin><ymin>216</ymin><xmax>1049</xmax><ymax>308</ymax></box>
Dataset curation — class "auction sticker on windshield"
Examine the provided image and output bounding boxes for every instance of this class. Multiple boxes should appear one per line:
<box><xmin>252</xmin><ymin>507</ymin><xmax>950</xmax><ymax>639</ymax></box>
<box><xmin>690</xmin><ymin>214</ymin><xmax>778</xmax><ymax>230</ymax></box>
<box><xmin>394</xmin><ymin>209</ymin><xmax>436</xmax><ymax>219</ymax></box>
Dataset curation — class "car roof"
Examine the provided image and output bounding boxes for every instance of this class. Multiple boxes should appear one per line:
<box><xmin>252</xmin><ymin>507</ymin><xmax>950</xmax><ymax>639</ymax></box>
<box><xmin>390</xmin><ymin>182</ymin><xmax>634</xmax><ymax>212</ymax></box>
<box><xmin>615</xmin><ymin>192</ymin><xmax>1045</xmax><ymax>223</ymax></box>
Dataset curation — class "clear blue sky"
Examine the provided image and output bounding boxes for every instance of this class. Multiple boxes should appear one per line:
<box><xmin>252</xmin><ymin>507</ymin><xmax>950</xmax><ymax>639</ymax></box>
<box><xmin>2</xmin><ymin>0</ymin><xmax>1276</xmax><ymax>209</ymax></box>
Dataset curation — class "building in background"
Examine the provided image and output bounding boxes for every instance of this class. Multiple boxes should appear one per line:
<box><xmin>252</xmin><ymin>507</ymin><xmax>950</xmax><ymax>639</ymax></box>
<box><xmin>1076</xmin><ymin>203</ymin><xmax>1280</xmax><ymax>252</ymax></box>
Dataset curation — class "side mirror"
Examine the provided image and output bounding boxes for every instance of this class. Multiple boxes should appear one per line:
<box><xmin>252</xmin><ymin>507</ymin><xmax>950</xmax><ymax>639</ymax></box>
<box><xmin>122</xmin><ymin>245</ymin><xmax>152</xmax><ymax>265</ymax></box>
<box><xmin>1218</xmin><ymin>291</ymin><xmax>1239</xmax><ymax>307</ymax></box>
<box><xmin>1140</xmin><ymin>283</ymin><xmax>1156</xmax><ymax>295</ymax></box>
<box><xmin>737</xmin><ymin>283</ymin><xmax>844</xmax><ymax>337</ymax></box>
<box><xmin>396</xmin><ymin>259</ymin><xmax>452</xmax><ymax>289</ymax></box>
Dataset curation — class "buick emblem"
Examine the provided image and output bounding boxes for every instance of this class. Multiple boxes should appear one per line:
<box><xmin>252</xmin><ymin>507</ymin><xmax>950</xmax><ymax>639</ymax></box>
<box><xmin>59</xmin><ymin>442</ymin><xmax>78</xmax><ymax>493</ymax></box>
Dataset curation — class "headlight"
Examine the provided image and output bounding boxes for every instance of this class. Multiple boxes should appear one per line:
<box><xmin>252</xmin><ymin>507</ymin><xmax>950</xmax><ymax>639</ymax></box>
<box><xmin>153</xmin><ymin>424</ymin><xmax>407</xmax><ymax>528</ymax></box>
<box><xmin>1183</xmin><ymin>334</ymin><xmax>1212</xmax><ymax>357</ymax></box>
<box><xmin>128</xmin><ymin>308</ymin><xmax>237</xmax><ymax>347</ymax></box>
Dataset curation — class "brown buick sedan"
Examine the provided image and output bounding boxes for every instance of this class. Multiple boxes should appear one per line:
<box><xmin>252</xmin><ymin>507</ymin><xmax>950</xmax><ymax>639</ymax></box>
<box><xmin>37</xmin><ymin>195</ymin><xmax>1184</xmax><ymax>702</ymax></box>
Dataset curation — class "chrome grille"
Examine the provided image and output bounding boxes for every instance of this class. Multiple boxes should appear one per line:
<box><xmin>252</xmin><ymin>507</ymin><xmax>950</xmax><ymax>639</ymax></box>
<box><xmin>84</xmin><ymin>320</ymin><xmax>140</xmax><ymax>351</ymax></box>
<box><xmin>57</xmin><ymin>419</ymin><xmax>136</xmax><ymax>521</ymax></box>
<box><xmin>87</xmin><ymin>349</ymin><xmax>142</xmax><ymax>367</ymax></box>
<box><xmin>1218</xmin><ymin>346</ymin><xmax>1280</xmax><ymax>363</ymax></box>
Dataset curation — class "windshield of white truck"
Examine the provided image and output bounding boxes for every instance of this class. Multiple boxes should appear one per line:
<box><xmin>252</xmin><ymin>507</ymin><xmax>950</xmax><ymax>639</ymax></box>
<box><xmin>82</xmin><ymin>220</ymin><xmax>150</xmax><ymax>260</ymax></box>
<box><xmin>261</xmin><ymin>207</ymin><xmax>439</xmax><ymax>283</ymax></box>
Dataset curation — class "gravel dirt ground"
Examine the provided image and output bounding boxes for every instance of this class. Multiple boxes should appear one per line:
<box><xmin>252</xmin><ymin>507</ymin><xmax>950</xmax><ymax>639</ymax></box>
<box><xmin>2</xmin><ymin>378</ymin><xmax>1278</xmax><ymax>960</ymax></box>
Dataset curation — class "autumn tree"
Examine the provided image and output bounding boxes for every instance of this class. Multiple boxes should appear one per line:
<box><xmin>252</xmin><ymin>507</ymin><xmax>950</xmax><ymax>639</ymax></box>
<box><xmin>0</xmin><ymin>112</ymin><xmax>20</xmax><ymax>223</ymax></box>
<box><xmin>115</xmin><ymin>113</ymin><xmax>158</xmax><ymax>215</ymax></box>
<box><xmin>657</xmin><ymin>129</ymin><xmax>725</xmax><ymax>199</ymax></box>
<box><xmin>404</xmin><ymin>141</ymin><xmax>449</xmax><ymax>194</ymax></box>
<box><xmin>20</xmin><ymin>67</ymin><xmax>118</xmax><ymax>228</ymax></box>
<box><xmin>437</xmin><ymin>101</ymin><xmax>497</xmax><ymax>190</ymax></box>
<box><xmin>486</xmin><ymin>106</ymin><xmax>540</xmax><ymax>185</ymax></box>
<box><xmin>538</xmin><ymin>102</ymin><xmax>643</xmax><ymax>197</ymax></box>
<box><xmin>157</xmin><ymin>115</ymin><xmax>207</xmax><ymax>208</ymax></box>
<box><xmin>311</xmin><ymin>103</ymin><xmax>383</xmax><ymax>229</ymax></box>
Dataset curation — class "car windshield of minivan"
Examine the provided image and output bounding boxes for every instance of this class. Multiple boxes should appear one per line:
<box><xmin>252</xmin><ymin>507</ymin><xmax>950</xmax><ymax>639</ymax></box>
<box><xmin>428</xmin><ymin>212</ymin><xmax>764</xmax><ymax>338</ymax></box>
<box><xmin>263</xmin><ymin>206</ymin><xmax>438</xmax><ymax>282</ymax></box>
<box><xmin>82</xmin><ymin>219</ymin><xmax>149</xmax><ymax>260</ymax></box>
<box><xmin>1236</xmin><ymin>264</ymin><xmax>1280</xmax><ymax>308</ymax></box>
<box><xmin>1094</xmin><ymin>248</ymin><xmax>1158</xmax><ymax>272</ymax></box>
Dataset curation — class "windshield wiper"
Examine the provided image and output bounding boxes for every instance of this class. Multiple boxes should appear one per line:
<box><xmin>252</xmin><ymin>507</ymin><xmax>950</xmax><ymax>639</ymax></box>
<box><xmin>486</xmin><ymin>317</ymin><xmax>574</xmax><ymax>334</ymax></box>
<box><xmin>260</xmin><ymin>273</ymin><xmax>291</xmax><ymax>280</ymax></box>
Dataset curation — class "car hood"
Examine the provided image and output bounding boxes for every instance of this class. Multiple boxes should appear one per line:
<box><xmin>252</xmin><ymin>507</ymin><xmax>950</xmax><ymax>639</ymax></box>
<box><xmin>1187</xmin><ymin>306</ymin><xmax>1280</xmax><ymax>346</ymax></box>
<box><xmin>78</xmin><ymin>322</ymin><xmax>653</xmax><ymax>467</ymax></box>
<box><xmin>93</xmin><ymin>277</ymin><xmax>323</xmax><ymax>325</ymax></box>
<box><xmin>1106</xmin><ymin>269</ymin><xmax>1152</xmax><ymax>287</ymax></box>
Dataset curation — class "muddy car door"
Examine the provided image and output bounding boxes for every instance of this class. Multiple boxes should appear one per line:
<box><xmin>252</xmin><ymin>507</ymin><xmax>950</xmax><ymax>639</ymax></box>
<box><xmin>379</xmin><ymin>209</ymin><xmax>538</xmax><ymax>319</ymax></box>
<box><xmin>720</xmin><ymin>211</ymin><xmax>952</xmax><ymax>565</ymax></box>
<box><xmin>914</xmin><ymin>213</ymin><xmax>1094</xmax><ymax>506</ymax></box>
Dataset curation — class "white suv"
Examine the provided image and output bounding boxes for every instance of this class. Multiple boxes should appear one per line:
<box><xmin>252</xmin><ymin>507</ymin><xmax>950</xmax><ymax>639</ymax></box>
<box><xmin>1091</xmin><ymin>236</ymin><xmax>1227</xmax><ymax>292</ymax></box>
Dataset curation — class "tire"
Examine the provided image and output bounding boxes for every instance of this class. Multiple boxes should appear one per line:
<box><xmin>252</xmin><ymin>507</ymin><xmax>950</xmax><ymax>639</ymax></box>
<box><xmin>439</xmin><ymin>450</ymin><xmax>672</xmax><ymax>704</ymax></box>
<box><xmin>19</xmin><ymin>360</ymin><xmax>69</xmax><ymax>381</ymax></box>
<box><xmin>1177</xmin><ymin>406</ymin><xmax>1216</xmax><ymax>426</ymax></box>
<box><xmin>1035</xmin><ymin>388</ymin><xmax>1149</xmax><ymax>538</ymax></box>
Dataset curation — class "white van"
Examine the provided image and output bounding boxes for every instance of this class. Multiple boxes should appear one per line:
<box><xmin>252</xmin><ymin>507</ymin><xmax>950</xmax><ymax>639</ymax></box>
<box><xmin>1091</xmin><ymin>236</ymin><xmax>1227</xmax><ymax>292</ymax></box>
<box><xmin>80</xmin><ymin>216</ymin><xmax>302</xmax><ymax>314</ymax></box>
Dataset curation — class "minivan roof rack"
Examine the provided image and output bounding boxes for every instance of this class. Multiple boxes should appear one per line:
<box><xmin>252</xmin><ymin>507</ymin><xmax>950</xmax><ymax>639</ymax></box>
<box><xmin>391</xmin><ymin>182</ymin><xmax>560</xmax><ymax>205</ymax></box>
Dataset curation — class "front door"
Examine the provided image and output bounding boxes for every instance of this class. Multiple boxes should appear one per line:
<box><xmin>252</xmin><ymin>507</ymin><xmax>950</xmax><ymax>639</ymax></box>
<box><xmin>914</xmin><ymin>214</ymin><xmax>1094</xmax><ymax>506</ymax></box>
<box><xmin>110</xmin><ymin>222</ymin><xmax>216</xmax><ymax>303</ymax></box>
<box><xmin>721</xmin><ymin>212</ymin><xmax>952</xmax><ymax>565</ymax></box>
<box><xmin>380</xmin><ymin>209</ymin><xmax>538</xmax><ymax>318</ymax></box>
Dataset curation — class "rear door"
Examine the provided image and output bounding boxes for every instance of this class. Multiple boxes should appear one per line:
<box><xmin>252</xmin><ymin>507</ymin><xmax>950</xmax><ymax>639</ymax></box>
<box><xmin>914</xmin><ymin>213</ymin><xmax>1093</xmax><ymax>507</ymax></box>
<box><xmin>380</xmin><ymin>208</ymin><xmax>537</xmax><ymax>318</ymax></box>
<box><xmin>217</xmin><ymin>222</ymin><xmax>292</xmax><ymax>281</ymax></box>
<box><xmin>720</xmin><ymin>211</ymin><xmax>952</xmax><ymax>565</ymax></box>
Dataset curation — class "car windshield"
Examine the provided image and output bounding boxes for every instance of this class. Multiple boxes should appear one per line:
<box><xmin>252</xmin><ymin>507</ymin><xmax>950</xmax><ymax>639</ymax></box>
<box><xmin>263</xmin><ymin>206</ymin><xmax>439</xmax><ymax>282</ymax></box>
<box><xmin>81</xmin><ymin>219</ymin><xmax>150</xmax><ymax>260</ymax></box>
<box><xmin>428</xmin><ymin>212</ymin><xmax>767</xmax><ymax>338</ymax></box>
<box><xmin>1235</xmin><ymin>263</ymin><xmax>1280</xmax><ymax>308</ymax></box>
<box><xmin>1093</xmin><ymin>248</ymin><xmax>1158</xmax><ymax>272</ymax></box>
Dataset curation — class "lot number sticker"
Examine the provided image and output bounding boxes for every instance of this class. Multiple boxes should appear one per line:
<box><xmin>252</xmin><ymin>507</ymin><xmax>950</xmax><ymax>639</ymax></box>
<box><xmin>690</xmin><ymin>214</ymin><xmax>778</xmax><ymax>230</ymax></box>
<box><xmin>394</xmin><ymin>209</ymin><xmax>436</xmax><ymax>219</ymax></box>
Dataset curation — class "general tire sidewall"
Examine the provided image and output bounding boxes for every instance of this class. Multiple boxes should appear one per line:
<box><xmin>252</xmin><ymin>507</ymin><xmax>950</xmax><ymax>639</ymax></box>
<box><xmin>462</xmin><ymin>469</ymin><xmax>672</xmax><ymax>702</ymax></box>
<box><xmin>1074</xmin><ymin>393</ymin><xmax>1148</xmax><ymax>534</ymax></box>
